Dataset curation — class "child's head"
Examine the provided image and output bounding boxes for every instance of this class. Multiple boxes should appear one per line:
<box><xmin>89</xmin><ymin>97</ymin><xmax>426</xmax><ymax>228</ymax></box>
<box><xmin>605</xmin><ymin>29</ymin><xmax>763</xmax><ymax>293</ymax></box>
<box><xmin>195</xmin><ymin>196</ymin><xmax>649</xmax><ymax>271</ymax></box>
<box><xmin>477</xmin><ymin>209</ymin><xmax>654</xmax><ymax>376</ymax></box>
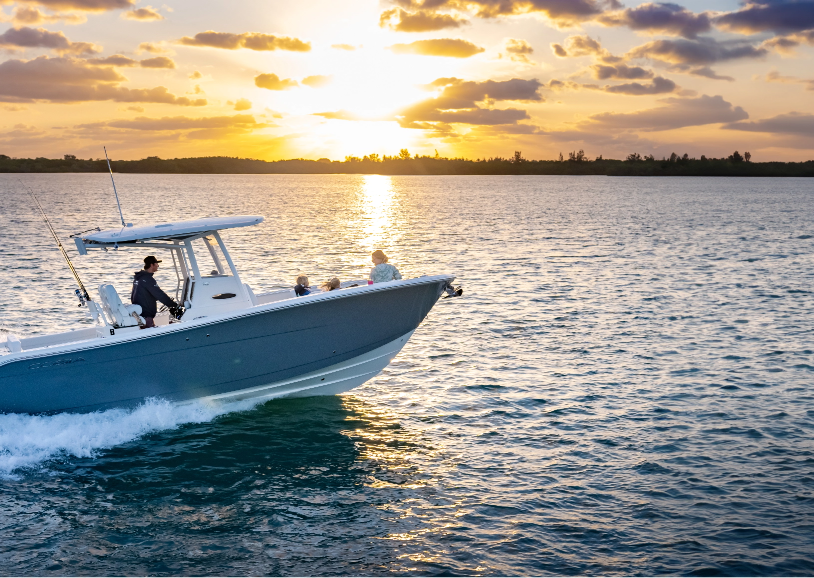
<box><xmin>321</xmin><ymin>277</ymin><xmax>340</xmax><ymax>290</ymax></box>
<box><xmin>296</xmin><ymin>274</ymin><xmax>309</xmax><ymax>286</ymax></box>
<box><xmin>372</xmin><ymin>249</ymin><xmax>388</xmax><ymax>264</ymax></box>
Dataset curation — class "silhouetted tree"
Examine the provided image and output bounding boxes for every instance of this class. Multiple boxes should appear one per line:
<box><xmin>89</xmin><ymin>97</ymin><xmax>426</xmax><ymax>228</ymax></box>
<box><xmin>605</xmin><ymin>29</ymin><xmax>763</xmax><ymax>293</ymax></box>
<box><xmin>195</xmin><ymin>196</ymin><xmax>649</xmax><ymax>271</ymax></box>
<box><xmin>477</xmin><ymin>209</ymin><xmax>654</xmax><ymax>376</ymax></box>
<box><xmin>670</xmin><ymin>152</ymin><xmax>678</xmax><ymax>162</ymax></box>
<box><xmin>745</xmin><ymin>151</ymin><xmax>751</xmax><ymax>162</ymax></box>
<box><xmin>398</xmin><ymin>148</ymin><xmax>410</xmax><ymax>160</ymax></box>
<box><xmin>64</xmin><ymin>154</ymin><xmax>76</xmax><ymax>161</ymax></box>
<box><xmin>595</xmin><ymin>154</ymin><xmax>603</xmax><ymax>161</ymax></box>
<box><xmin>644</xmin><ymin>154</ymin><xmax>655</xmax><ymax>162</ymax></box>
<box><xmin>513</xmin><ymin>151</ymin><xmax>525</xmax><ymax>163</ymax></box>
<box><xmin>626</xmin><ymin>152</ymin><xmax>642</xmax><ymax>162</ymax></box>
<box><xmin>558</xmin><ymin>152</ymin><xmax>564</xmax><ymax>162</ymax></box>
<box><xmin>729</xmin><ymin>151</ymin><xmax>744</xmax><ymax>163</ymax></box>
<box><xmin>568</xmin><ymin>150</ymin><xmax>585</xmax><ymax>162</ymax></box>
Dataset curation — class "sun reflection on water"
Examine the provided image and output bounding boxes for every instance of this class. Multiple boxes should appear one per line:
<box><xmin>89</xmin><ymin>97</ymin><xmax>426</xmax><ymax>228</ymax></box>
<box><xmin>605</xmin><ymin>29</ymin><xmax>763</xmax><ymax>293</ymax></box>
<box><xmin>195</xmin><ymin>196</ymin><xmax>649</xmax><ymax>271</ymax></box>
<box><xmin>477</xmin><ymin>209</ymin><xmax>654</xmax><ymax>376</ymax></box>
<box><xmin>356</xmin><ymin>175</ymin><xmax>399</xmax><ymax>255</ymax></box>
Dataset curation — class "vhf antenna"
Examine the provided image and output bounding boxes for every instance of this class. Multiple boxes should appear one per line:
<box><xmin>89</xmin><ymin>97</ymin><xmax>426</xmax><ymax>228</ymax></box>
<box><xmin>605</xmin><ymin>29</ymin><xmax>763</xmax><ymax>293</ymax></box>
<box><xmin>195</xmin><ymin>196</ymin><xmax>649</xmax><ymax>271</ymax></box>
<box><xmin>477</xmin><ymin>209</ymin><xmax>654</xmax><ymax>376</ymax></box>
<box><xmin>103</xmin><ymin>146</ymin><xmax>126</xmax><ymax>227</ymax></box>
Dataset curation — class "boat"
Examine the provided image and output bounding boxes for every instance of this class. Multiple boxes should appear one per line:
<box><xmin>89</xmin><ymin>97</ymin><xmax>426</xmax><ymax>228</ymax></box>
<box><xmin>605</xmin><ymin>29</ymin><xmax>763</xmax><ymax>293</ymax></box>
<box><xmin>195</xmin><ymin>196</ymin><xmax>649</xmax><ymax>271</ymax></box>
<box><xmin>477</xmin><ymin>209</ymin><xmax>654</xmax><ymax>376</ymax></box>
<box><xmin>0</xmin><ymin>215</ymin><xmax>460</xmax><ymax>414</ymax></box>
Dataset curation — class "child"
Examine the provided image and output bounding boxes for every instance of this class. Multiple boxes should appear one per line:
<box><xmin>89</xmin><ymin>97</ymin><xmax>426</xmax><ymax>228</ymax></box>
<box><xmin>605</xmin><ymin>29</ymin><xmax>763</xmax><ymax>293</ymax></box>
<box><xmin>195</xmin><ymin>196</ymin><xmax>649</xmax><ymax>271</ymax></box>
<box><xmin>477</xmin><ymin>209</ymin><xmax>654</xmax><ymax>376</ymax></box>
<box><xmin>369</xmin><ymin>250</ymin><xmax>402</xmax><ymax>284</ymax></box>
<box><xmin>294</xmin><ymin>274</ymin><xmax>311</xmax><ymax>297</ymax></box>
<box><xmin>321</xmin><ymin>277</ymin><xmax>341</xmax><ymax>291</ymax></box>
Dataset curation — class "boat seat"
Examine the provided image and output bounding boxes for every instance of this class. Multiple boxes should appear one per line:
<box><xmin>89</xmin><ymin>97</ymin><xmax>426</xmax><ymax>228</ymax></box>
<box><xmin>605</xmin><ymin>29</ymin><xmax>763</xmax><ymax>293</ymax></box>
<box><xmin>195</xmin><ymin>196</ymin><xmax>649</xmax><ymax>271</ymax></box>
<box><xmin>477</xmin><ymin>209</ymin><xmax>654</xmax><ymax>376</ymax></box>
<box><xmin>98</xmin><ymin>283</ymin><xmax>143</xmax><ymax>327</ymax></box>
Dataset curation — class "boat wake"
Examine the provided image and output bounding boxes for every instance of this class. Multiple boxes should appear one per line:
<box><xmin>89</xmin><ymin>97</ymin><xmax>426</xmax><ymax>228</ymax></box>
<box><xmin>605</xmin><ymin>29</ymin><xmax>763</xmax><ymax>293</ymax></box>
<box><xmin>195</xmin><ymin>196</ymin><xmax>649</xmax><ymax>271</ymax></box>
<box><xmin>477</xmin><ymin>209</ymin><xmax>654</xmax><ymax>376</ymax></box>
<box><xmin>0</xmin><ymin>397</ymin><xmax>259</xmax><ymax>478</ymax></box>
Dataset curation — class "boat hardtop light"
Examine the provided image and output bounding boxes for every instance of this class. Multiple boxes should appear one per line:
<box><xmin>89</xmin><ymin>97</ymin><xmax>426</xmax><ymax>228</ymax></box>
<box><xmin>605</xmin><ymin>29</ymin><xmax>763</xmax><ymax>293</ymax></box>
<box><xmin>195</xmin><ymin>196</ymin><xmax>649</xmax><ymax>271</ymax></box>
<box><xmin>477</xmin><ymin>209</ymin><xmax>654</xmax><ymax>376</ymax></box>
<box><xmin>83</xmin><ymin>215</ymin><xmax>264</xmax><ymax>243</ymax></box>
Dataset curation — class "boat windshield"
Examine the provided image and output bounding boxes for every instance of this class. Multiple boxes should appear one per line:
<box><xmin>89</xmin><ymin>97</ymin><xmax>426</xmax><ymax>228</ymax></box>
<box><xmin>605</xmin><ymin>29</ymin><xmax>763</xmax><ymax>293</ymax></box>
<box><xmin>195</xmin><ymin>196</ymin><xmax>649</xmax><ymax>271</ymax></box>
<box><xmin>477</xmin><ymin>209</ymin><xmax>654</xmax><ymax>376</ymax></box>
<box><xmin>192</xmin><ymin>236</ymin><xmax>232</xmax><ymax>277</ymax></box>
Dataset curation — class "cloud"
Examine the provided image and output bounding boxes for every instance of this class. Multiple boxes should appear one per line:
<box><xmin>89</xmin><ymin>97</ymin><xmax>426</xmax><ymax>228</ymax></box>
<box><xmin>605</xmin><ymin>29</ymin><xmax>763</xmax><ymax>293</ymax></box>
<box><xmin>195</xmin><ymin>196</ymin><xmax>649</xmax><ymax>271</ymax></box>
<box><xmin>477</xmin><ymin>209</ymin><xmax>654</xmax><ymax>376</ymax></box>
<box><xmin>379</xmin><ymin>8</ymin><xmax>468</xmax><ymax>31</ymax></box>
<box><xmin>233</xmin><ymin>98</ymin><xmax>251</xmax><ymax>111</ymax></box>
<box><xmin>550</xmin><ymin>34</ymin><xmax>620</xmax><ymax>63</ymax></box>
<box><xmin>314</xmin><ymin>110</ymin><xmax>362</xmax><ymax>121</ymax></box>
<box><xmin>0</xmin><ymin>56</ymin><xmax>206</xmax><ymax>105</ymax></box>
<box><xmin>398</xmin><ymin>77</ymin><xmax>543</xmax><ymax>128</ymax></box>
<box><xmin>136</xmin><ymin>41</ymin><xmax>169</xmax><ymax>54</ymax></box>
<box><xmin>301</xmin><ymin>74</ymin><xmax>332</xmax><ymax>88</ymax></box>
<box><xmin>501</xmin><ymin>38</ymin><xmax>533</xmax><ymax>63</ymax></box>
<box><xmin>68</xmin><ymin>113</ymin><xmax>272</xmax><ymax>141</ymax></box>
<box><xmin>254</xmin><ymin>73</ymin><xmax>298</xmax><ymax>90</ymax></box>
<box><xmin>722</xmin><ymin>111</ymin><xmax>814</xmax><ymax>137</ymax></box>
<box><xmin>122</xmin><ymin>105</ymin><xmax>143</xmax><ymax>112</ymax></box>
<box><xmin>0</xmin><ymin>26</ymin><xmax>100</xmax><ymax>55</ymax></box>
<box><xmin>600</xmin><ymin>76</ymin><xmax>677</xmax><ymax>95</ymax></box>
<box><xmin>122</xmin><ymin>5</ymin><xmax>162</xmax><ymax>20</ymax></box>
<box><xmin>393</xmin><ymin>0</ymin><xmax>620</xmax><ymax>26</ymax></box>
<box><xmin>8</xmin><ymin>6</ymin><xmax>86</xmax><ymax>25</ymax></box>
<box><xmin>188</xmin><ymin>70</ymin><xmax>201</xmax><ymax>79</ymax></box>
<box><xmin>764</xmin><ymin>69</ymin><xmax>814</xmax><ymax>90</ymax></box>
<box><xmin>178</xmin><ymin>31</ymin><xmax>310</xmax><ymax>52</ymax></box>
<box><xmin>584</xmin><ymin>94</ymin><xmax>748</xmax><ymax>131</ymax></box>
<box><xmin>592</xmin><ymin>63</ymin><xmax>653</xmax><ymax>79</ymax></box>
<box><xmin>715</xmin><ymin>1</ymin><xmax>814</xmax><ymax>35</ymax></box>
<box><xmin>87</xmin><ymin>54</ymin><xmax>176</xmax><ymax>68</ymax></box>
<box><xmin>331</xmin><ymin>43</ymin><xmax>358</xmax><ymax>50</ymax></box>
<box><xmin>599</xmin><ymin>3</ymin><xmax>712</xmax><ymax>38</ymax></box>
<box><xmin>10</xmin><ymin>0</ymin><xmax>136</xmax><ymax>12</ymax></box>
<box><xmin>626</xmin><ymin>37</ymin><xmax>767</xmax><ymax>79</ymax></box>
<box><xmin>761</xmin><ymin>30</ymin><xmax>814</xmax><ymax>54</ymax></box>
<box><xmin>388</xmin><ymin>38</ymin><xmax>484</xmax><ymax>58</ymax></box>
<box><xmin>139</xmin><ymin>55</ymin><xmax>174</xmax><ymax>68</ymax></box>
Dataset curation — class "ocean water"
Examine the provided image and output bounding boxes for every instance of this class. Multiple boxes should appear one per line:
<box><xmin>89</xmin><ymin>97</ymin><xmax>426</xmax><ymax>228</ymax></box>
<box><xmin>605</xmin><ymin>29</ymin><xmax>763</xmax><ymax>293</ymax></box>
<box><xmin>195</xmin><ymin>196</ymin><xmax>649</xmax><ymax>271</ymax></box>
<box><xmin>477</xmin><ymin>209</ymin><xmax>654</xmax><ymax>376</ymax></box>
<box><xmin>0</xmin><ymin>173</ymin><xmax>813</xmax><ymax>576</ymax></box>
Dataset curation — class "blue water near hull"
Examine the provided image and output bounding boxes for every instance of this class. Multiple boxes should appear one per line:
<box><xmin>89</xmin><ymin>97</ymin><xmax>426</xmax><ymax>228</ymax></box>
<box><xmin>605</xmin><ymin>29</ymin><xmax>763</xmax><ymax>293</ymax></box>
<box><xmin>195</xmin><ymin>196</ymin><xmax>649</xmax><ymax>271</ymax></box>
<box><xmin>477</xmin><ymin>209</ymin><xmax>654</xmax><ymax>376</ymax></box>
<box><xmin>1</xmin><ymin>174</ymin><xmax>813</xmax><ymax>575</ymax></box>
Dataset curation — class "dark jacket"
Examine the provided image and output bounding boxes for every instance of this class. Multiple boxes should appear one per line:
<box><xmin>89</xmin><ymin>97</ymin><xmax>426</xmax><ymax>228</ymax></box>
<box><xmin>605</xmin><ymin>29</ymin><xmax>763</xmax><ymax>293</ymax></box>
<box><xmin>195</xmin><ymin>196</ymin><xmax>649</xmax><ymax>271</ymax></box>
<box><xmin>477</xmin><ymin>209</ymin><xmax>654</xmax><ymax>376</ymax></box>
<box><xmin>131</xmin><ymin>270</ymin><xmax>175</xmax><ymax>318</ymax></box>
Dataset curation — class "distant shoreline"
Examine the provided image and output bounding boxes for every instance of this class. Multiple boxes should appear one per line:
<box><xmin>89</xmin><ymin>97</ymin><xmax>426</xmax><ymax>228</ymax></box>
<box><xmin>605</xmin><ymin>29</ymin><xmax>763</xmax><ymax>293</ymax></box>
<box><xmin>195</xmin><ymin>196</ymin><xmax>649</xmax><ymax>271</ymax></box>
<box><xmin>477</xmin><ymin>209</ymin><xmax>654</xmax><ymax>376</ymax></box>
<box><xmin>2</xmin><ymin>155</ymin><xmax>813</xmax><ymax>177</ymax></box>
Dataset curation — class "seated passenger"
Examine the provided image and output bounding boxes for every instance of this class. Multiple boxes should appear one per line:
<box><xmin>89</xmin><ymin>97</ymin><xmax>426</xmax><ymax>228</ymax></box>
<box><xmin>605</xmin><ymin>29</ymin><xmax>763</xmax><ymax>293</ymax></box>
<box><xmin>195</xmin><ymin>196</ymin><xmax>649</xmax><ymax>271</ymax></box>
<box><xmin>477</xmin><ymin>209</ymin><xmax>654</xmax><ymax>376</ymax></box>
<box><xmin>369</xmin><ymin>249</ymin><xmax>402</xmax><ymax>284</ymax></box>
<box><xmin>321</xmin><ymin>277</ymin><xmax>341</xmax><ymax>291</ymax></box>
<box><xmin>294</xmin><ymin>274</ymin><xmax>311</xmax><ymax>297</ymax></box>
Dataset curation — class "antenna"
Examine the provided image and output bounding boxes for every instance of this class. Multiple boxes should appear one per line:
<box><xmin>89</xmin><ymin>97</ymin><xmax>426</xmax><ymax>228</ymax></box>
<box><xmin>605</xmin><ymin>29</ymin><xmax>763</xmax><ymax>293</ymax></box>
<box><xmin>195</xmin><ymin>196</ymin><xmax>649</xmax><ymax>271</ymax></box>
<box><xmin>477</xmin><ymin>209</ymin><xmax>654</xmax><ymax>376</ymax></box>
<box><xmin>104</xmin><ymin>146</ymin><xmax>126</xmax><ymax>227</ymax></box>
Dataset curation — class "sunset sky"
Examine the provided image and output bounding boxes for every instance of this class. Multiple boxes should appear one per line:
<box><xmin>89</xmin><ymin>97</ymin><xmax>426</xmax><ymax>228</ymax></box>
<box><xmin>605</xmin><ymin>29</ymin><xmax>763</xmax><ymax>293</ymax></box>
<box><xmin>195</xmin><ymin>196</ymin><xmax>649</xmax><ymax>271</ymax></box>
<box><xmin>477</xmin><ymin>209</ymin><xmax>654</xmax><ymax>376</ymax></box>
<box><xmin>1</xmin><ymin>0</ymin><xmax>813</xmax><ymax>161</ymax></box>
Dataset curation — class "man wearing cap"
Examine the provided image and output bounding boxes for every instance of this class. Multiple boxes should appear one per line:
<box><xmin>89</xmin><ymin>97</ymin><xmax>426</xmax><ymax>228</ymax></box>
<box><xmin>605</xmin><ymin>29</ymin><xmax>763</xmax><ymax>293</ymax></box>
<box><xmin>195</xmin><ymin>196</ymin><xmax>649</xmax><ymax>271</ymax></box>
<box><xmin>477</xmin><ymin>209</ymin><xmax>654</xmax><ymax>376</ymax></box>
<box><xmin>131</xmin><ymin>255</ymin><xmax>179</xmax><ymax>328</ymax></box>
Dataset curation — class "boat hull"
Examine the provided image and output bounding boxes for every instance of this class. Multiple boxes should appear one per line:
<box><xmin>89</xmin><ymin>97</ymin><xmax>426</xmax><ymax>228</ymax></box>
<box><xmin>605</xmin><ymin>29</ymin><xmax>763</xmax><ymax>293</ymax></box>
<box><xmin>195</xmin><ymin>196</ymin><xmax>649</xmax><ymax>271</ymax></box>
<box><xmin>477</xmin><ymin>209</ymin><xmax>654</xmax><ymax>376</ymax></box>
<box><xmin>0</xmin><ymin>278</ymin><xmax>449</xmax><ymax>414</ymax></box>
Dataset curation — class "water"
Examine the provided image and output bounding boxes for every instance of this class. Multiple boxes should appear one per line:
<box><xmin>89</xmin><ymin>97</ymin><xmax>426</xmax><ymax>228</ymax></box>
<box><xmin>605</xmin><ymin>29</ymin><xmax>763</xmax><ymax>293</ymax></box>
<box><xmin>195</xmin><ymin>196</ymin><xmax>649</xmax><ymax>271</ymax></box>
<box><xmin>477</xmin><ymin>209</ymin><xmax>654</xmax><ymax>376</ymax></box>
<box><xmin>1</xmin><ymin>174</ymin><xmax>813</xmax><ymax>575</ymax></box>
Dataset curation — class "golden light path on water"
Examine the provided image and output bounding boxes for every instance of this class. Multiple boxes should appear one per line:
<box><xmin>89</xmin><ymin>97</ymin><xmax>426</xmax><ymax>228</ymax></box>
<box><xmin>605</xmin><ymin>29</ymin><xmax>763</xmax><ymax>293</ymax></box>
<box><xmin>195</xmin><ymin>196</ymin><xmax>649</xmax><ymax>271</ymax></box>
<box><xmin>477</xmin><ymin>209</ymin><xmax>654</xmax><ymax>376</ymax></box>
<box><xmin>356</xmin><ymin>174</ymin><xmax>399</xmax><ymax>254</ymax></box>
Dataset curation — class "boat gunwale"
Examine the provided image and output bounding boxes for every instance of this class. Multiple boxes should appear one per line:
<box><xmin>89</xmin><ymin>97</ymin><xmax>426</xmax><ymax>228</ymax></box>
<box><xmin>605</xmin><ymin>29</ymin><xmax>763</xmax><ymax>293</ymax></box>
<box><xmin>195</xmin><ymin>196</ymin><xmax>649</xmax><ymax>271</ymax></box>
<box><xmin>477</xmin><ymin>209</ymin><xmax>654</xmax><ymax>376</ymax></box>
<box><xmin>0</xmin><ymin>274</ymin><xmax>454</xmax><ymax>366</ymax></box>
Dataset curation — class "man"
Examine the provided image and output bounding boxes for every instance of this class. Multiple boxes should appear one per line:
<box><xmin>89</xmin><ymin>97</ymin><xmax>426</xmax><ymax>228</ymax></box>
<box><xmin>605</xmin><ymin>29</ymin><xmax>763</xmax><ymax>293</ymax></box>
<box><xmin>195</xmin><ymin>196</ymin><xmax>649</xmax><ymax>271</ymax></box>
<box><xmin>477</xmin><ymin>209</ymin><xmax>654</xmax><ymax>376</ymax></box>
<box><xmin>131</xmin><ymin>255</ymin><xmax>179</xmax><ymax>328</ymax></box>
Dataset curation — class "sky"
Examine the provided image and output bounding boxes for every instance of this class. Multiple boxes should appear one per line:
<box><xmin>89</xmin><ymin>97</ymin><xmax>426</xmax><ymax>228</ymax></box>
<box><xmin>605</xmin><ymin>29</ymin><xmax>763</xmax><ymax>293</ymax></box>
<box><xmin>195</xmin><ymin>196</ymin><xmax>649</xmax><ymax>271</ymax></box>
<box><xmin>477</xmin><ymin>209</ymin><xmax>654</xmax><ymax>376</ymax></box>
<box><xmin>1</xmin><ymin>0</ymin><xmax>813</xmax><ymax>161</ymax></box>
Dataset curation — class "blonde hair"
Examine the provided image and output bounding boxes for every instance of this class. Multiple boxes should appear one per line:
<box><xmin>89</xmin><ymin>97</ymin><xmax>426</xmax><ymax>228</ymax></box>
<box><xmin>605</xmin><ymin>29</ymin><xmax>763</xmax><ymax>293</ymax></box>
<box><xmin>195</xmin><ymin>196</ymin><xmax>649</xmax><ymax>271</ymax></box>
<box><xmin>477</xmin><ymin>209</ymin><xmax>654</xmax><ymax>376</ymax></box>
<box><xmin>372</xmin><ymin>249</ymin><xmax>388</xmax><ymax>263</ymax></box>
<box><xmin>296</xmin><ymin>274</ymin><xmax>309</xmax><ymax>286</ymax></box>
<box><xmin>321</xmin><ymin>277</ymin><xmax>340</xmax><ymax>291</ymax></box>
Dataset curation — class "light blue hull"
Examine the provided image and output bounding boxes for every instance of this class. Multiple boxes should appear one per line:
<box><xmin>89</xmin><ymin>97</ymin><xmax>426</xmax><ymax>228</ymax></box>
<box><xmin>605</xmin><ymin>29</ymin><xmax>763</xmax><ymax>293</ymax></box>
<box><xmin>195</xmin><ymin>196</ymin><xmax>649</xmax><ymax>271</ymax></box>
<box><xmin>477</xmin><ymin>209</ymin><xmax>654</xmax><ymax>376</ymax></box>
<box><xmin>0</xmin><ymin>277</ymin><xmax>451</xmax><ymax>414</ymax></box>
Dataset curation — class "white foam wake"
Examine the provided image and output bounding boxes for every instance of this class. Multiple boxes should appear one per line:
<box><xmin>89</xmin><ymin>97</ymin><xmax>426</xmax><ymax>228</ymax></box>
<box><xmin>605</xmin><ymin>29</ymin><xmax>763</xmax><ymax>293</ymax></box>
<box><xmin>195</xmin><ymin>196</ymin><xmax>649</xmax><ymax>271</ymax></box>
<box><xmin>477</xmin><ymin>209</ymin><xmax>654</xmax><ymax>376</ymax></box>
<box><xmin>0</xmin><ymin>397</ymin><xmax>259</xmax><ymax>478</ymax></box>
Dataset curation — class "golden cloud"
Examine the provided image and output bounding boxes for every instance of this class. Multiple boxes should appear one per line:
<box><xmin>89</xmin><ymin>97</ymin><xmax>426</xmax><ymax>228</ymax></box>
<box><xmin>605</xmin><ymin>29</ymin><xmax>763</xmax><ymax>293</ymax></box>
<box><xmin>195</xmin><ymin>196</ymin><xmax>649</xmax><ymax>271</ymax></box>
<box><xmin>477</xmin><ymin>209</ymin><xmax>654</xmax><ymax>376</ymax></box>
<box><xmin>122</xmin><ymin>5</ymin><xmax>162</xmax><ymax>20</ymax></box>
<box><xmin>254</xmin><ymin>73</ymin><xmax>298</xmax><ymax>90</ymax></box>
<box><xmin>0</xmin><ymin>56</ymin><xmax>206</xmax><ymax>105</ymax></box>
<box><xmin>136</xmin><ymin>41</ymin><xmax>169</xmax><ymax>54</ymax></box>
<box><xmin>388</xmin><ymin>38</ymin><xmax>484</xmax><ymax>58</ymax></box>
<box><xmin>11</xmin><ymin>0</ymin><xmax>135</xmax><ymax>12</ymax></box>
<box><xmin>233</xmin><ymin>98</ymin><xmax>251</xmax><ymax>111</ymax></box>
<box><xmin>139</xmin><ymin>55</ymin><xmax>175</xmax><ymax>68</ymax></box>
<box><xmin>10</xmin><ymin>6</ymin><xmax>87</xmax><ymax>25</ymax></box>
<box><xmin>301</xmin><ymin>74</ymin><xmax>332</xmax><ymax>88</ymax></box>
<box><xmin>379</xmin><ymin>8</ymin><xmax>468</xmax><ymax>32</ymax></box>
<box><xmin>178</xmin><ymin>31</ymin><xmax>310</xmax><ymax>51</ymax></box>
<box><xmin>331</xmin><ymin>43</ymin><xmax>358</xmax><ymax>50</ymax></box>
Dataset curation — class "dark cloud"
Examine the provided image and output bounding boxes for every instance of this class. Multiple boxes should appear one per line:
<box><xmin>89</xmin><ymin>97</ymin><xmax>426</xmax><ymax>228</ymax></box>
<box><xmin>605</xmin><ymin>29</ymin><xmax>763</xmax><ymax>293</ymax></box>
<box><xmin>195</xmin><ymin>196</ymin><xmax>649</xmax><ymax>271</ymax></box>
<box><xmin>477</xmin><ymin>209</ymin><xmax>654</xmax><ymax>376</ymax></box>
<box><xmin>0</xmin><ymin>56</ymin><xmax>206</xmax><ymax>105</ymax></box>
<box><xmin>254</xmin><ymin>73</ymin><xmax>298</xmax><ymax>90</ymax></box>
<box><xmin>122</xmin><ymin>6</ymin><xmax>162</xmax><ymax>20</ymax></box>
<box><xmin>592</xmin><ymin>63</ymin><xmax>653</xmax><ymax>79</ymax></box>
<box><xmin>601</xmin><ymin>76</ymin><xmax>677</xmax><ymax>95</ymax></box>
<box><xmin>722</xmin><ymin>111</ymin><xmax>814</xmax><ymax>137</ymax></box>
<box><xmin>626</xmin><ymin>37</ymin><xmax>767</xmax><ymax>79</ymax></box>
<box><xmin>584</xmin><ymin>94</ymin><xmax>748</xmax><ymax>131</ymax></box>
<box><xmin>178</xmin><ymin>31</ymin><xmax>311</xmax><ymax>52</ymax></box>
<box><xmin>13</xmin><ymin>0</ymin><xmax>135</xmax><ymax>11</ymax></box>
<box><xmin>388</xmin><ymin>38</ymin><xmax>484</xmax><ymax>57</ymax></box>
<box><xmin>0</xmin><ymin>26</ymin><xmax>99</xmax><ymax>55</ymax></box>
<box><xmin>86</xmin><ymin>54</ymin><xmax>176</xmax><ymax>68</ymax></box>
<box><xmin>398</xmin><ymin>77</ymin><xmax>542</xmax><ymax>128</ymax></box>
<box><xmin>599</xmin><ymin>2</ymin><xmax>712</xmax><ymax>38</ymax></box>
<box><xmin>762</xmin><ymin>30</ymin><xmax>814</xmax><ymax>54</ymax></box>
<box><xmin>715</xmin><ymin>1</ymin><xmax>814</xmax><ymax>34</ymax></box>
<box><xmin>301</xmin><ymin>74</ymin><xmax>332</xmax><ymax>88</ymax></box>
<box><xmin>393</xmin><ymin>0</ymin><xmax>620</xmax><ymax>26</ymax></box>
<box><xmin>379</xmin><ymin>8</ymin><xmax>467</xmax><ymax>31</ymax></box>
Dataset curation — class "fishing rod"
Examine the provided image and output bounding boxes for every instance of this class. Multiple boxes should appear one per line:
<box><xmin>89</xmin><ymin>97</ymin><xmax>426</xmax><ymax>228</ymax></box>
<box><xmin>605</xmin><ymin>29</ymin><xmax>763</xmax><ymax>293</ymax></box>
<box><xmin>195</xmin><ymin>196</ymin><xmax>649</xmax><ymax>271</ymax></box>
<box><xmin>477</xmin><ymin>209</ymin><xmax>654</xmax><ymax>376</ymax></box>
<box><xmin>104</xmin><ymin>145</ymin><xmax>126</xmax><ymax>228</ymax></box>
<box><xmin>21</xmin><ymin>180</ymin><xmax>92</xmax><ymax>306</ymax></box>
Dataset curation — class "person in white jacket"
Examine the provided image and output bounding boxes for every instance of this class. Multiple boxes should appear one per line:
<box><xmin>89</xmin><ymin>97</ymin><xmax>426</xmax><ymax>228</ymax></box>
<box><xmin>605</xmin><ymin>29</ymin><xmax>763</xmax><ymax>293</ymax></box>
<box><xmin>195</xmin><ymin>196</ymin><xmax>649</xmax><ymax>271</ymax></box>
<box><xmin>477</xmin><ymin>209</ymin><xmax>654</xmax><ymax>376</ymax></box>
<box><xmin>369</xmin><ymin>249</ymin><xmax>402</xmax><ymax>283</ymax></box>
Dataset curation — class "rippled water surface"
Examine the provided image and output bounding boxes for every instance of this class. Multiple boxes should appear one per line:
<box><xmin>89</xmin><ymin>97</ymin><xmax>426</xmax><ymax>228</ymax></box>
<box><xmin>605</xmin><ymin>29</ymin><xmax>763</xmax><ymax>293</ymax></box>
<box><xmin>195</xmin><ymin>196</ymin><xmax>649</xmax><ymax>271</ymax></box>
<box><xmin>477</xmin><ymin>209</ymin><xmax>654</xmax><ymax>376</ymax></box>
<box><xmin>1</xmin><ymin>174</ymin><xmax>813</xmax><ymax>576</ymax></box>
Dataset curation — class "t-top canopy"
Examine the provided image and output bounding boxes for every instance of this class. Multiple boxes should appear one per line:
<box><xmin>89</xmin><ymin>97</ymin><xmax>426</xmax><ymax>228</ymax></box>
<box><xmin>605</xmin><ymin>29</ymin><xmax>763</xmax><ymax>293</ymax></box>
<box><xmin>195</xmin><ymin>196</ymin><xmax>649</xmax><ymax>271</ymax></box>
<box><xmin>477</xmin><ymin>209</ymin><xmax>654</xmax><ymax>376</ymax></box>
<box><xmin>82</xmin><ymin>215</ymin><xmax>264</xmax><ymax>244</ymax></box>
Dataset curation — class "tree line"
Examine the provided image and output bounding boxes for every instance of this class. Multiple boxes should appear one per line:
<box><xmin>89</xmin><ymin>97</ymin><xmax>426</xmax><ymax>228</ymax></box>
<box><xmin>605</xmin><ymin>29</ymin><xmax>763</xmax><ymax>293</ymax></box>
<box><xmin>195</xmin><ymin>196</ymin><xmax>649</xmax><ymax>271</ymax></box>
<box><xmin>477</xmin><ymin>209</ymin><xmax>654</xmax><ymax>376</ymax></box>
<box><xmin>1</xmin><ymin>151</ymin><xmax>812</xmax><ymax>177</ymax></box>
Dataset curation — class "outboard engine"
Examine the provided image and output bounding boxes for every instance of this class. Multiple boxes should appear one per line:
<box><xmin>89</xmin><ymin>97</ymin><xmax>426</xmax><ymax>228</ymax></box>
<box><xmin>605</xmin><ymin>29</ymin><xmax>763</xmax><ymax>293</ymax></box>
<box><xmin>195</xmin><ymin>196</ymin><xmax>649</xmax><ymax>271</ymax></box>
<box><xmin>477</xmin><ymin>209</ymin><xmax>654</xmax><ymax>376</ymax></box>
<box><xmin>442</xmin><ymin>281</ymin><xmax>463</xmax><ymax>299</ymax></box>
